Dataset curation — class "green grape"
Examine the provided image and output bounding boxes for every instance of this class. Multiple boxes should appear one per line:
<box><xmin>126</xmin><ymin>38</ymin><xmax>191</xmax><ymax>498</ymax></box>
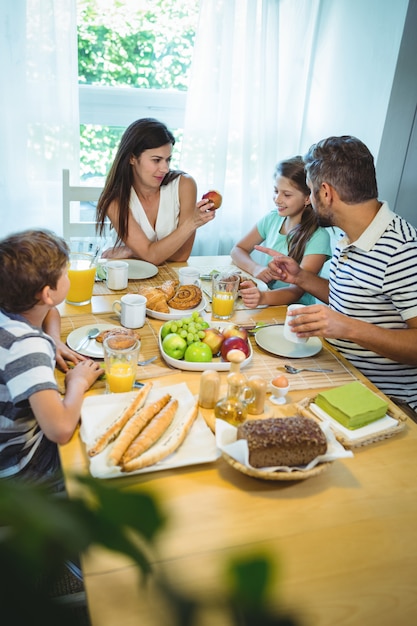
<box><xmin>170</xmin><ymin>322</ymin><xmax>178</xmax><ymax>333</ymax></box>
<box><xmin>195</xmin><ymin>323</ymin><xmax>202</xmax><ymax>330</ymax></box>
<box><xmin>176</xmin><ymin>319</ymin><xmax>183</xmax><ymax>328</ymax></box>
<box><xmin>192</xmin><ymin>311</ymin><xmax>200</xmax><ymax>319</ymax></box>
<box><xmin>188</xmin><ymin>323</ymin><xmax>196</xmax><ymax>333</ymax></box>
<box><xmin>183</xmin><ymin>317</ymin><xmax>192</xmax><ymax>325</ymax></box>
<box><xmin>200</xmin><ymin>321</ymin><xmax>209</xmax><ymax>329</ymax></box>
<box><xmin>198</xmin><ymin>330</ymin><xmax>206</xmax><ymax>339</ymax></box>
<box><xmin>195</xmin><ymin>316</ymin><xmax>204</xmax><ymax>324</ymax></box>
<box><xmin>193</xmin><ymin>333</ymin><xmax>200</xmax><ymax>342</ymax></box>
<box><xmin>180</xmin><ymin>329</ymin><xmax>188</xmax><ymax>338</ymax></box>
<box><xmin>187</xmin><ymin>332</ymin><xmax>194</xmax><ymax>343</ymax></box>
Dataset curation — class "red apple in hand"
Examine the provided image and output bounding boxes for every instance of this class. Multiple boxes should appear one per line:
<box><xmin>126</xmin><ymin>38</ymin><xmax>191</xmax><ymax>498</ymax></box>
<box><xmin>202</xmin><ymin>189</ymin><xmax>222</xmax><ymax>209</ymax></box>
<box><xmin>221</xmin><ymin>336</ymin><xmax>250</xmax><ymax>361</ymax></box>
<box><xmin>202</xmin><ymin>328</ymin><xmax>225</xmax><ymax>355</ymax></box>
<box><xmin>222</xmin><ymin>324</ymin><xmax>248</xmax><ymax>341</ymax></box>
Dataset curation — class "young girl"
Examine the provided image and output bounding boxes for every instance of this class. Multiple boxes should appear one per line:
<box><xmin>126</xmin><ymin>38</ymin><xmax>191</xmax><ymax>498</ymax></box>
<box><xmin>230</xmin><ymin>156</ymin><xmax>331</xmax><ymax>307</ymax></box>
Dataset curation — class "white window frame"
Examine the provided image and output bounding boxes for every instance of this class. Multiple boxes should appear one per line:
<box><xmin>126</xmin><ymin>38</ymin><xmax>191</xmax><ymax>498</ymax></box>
<box><xmin>79</xmin><ymin>85</ymin><xmax>187</xmax><ymax>129</ymax></box>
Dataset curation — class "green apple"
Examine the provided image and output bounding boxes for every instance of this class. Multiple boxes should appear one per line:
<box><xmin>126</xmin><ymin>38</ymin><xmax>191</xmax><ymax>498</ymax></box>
<box><xmin>184</xmin><ymin>342</ymin><xmax>213</xmax><ymax>363</ymax></box>
<box><xmin>162</xmin><ymin>333</ymin><xmax>187</xmax><ymax>360</ymax></box>
<box><xmin>161</xmin><ymin>321</ymin><xmax>173</xmax><ymax>340</ymax></box>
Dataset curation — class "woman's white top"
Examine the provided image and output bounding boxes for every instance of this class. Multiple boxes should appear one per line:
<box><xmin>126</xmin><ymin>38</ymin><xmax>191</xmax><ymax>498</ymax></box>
<box><xmin>129</xmin><ymin>176</ymin><xmax>181</xmax><ymax>241</ymax></box>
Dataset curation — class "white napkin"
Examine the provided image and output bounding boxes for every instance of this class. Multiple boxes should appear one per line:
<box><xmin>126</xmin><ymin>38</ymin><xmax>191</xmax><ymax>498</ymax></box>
<box><xmin>216</xmin><ymin>418</ymin><xmax>353</xmax><ymax>473</ymax></box>
<box><xmin>309</xmin><ymin>403</ymin><xmax>398</xmax><ymax>441</ymax></box>
<box><xmin>80</xmin><ymin>383</ymin><xmax>219</xmax><ymax>478</ymax></box>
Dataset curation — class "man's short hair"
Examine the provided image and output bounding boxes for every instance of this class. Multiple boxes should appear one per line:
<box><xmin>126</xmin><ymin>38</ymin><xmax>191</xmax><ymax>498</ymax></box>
<box><xmin>304</xmin><ymin>135</ymin><xmax>378</xmax><ymax>203</ymax></box>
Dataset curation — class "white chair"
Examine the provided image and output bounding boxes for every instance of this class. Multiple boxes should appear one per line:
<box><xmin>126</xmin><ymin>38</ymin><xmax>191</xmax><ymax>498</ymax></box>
<box><xmin>62</xmin><ymin>169</ymin><xmax>104</xmax><ymax>241</ymax></box>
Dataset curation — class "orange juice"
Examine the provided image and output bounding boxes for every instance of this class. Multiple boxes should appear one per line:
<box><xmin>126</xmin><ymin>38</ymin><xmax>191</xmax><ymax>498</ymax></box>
<box><xmin>106</xmin><ymin>362</ymin><xmax>136</xmax><ymax>393</ymax></box>
<box><xmin>212</xmin><ymin>293</ymin><xmax>235</xmax><ymax>318</ymax></box>
<box><xmin>66</xmin><ymin>258</ymin><xmax>96</xmax><ymax>305</ymax></box>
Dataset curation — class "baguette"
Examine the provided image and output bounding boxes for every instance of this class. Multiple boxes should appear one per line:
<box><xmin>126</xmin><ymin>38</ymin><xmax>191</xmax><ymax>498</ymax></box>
<box><xmin>120</xmin><ymin>398</ymin><xmax>179</xmax><ymax>465</ymax></box>
<box><xmin>121</xmin><ymin>400</ymin><xmax>198</xmax><ymax>472</ymax></box>
<box><xmin>108</xmin><ymin>393</ymin><xmax>171</xmax><ymax>466</ymax></box>
<box><xmin>87</xmin><ymin>382</ymin><xmax>153</xmax><ymax>457</ymax></box>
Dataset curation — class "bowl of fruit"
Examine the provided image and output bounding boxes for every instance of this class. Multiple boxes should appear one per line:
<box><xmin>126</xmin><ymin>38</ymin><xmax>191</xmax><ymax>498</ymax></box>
<box><xmin>159</xmin><ymin>312</ymin><xmax>253</xmax><ymax>371</ymax></box>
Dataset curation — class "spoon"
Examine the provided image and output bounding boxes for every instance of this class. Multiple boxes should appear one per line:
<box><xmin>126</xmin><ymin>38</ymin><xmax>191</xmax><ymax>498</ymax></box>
<box><xmin>137</xmin><ymin>356</ymin><xmax>157</xmax><ymax>366</ymax></box>
<box><xmin>76</xmin><ymin>327</ymin><xmax>100</xmax><ymax>351</ymax></box>
<box><xmin>284</xmin><ymin>365</ymin><xmax>334</xmax><ymax>374</ymax></box>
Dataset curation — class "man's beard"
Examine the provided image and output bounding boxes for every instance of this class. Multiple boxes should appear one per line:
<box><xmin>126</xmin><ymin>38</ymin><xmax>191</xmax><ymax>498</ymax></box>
<box><xmin>317</xmin><ymin>214</ymin><xmax>334</xmax><ymax>228</ymax></box>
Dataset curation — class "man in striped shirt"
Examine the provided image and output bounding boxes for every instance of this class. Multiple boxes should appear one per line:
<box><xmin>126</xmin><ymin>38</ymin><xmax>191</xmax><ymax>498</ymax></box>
<box><xmin>256</xmin><ymin>135</ymin><xmax>417</xmax><ymax>414</ymax></box>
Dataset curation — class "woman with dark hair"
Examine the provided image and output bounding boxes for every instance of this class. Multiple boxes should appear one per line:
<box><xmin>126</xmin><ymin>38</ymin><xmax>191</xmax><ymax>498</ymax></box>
<box><xmin>230</xmin><ymin>156</ymin><xmax>331</xmax><ymax>307</ymax></box>
<box><xmin>96</xmin><ymin>118</ymin><xmax>217</xmax><ymax>264</ymax></box>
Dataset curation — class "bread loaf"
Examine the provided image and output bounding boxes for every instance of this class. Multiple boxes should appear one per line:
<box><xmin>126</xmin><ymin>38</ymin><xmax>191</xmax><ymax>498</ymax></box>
<box><xmin>237</xmin><ymin>416</ymin><xmax>327</xmax><ymax>467</ymax></box>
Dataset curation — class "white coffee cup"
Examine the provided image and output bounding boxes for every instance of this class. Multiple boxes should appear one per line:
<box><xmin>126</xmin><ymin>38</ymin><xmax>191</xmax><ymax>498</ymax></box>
<box><xmin>105</xmin><ymin>260</ymin><xmax>129</xmax><ymax>290</ymax></box>
<box><xmin>112</xmin><ymin>294</ymin><xmax>146</xmax><ymax>329</ymax></box>
<box><xmin>283</xmin><ymin>304</ymin><xmax>307</xmax><ymax>343</ymax></box>
<box><xmin>178</xmin><ymin>266</ymin><xmax>201</xmax><ymax>287</ymax></box>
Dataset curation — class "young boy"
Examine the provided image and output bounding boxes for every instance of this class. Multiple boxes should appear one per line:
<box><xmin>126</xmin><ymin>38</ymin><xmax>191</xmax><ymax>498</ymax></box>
<box><xmin>0</xmin><ymin>229</ymin><xmax>102</xmax><ymax>490</ymax></box>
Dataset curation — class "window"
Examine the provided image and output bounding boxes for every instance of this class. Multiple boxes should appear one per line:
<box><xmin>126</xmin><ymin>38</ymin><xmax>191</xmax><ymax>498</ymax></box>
<box><xmin>77</xmin><ymin>0</ymin><xmax>199</xmax><ymax>180</ymax></box>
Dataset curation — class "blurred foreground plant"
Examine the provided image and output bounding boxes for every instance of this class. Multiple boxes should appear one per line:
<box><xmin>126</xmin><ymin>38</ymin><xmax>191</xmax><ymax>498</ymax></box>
<box><xmin>0</xmin><ymin>476</ymin><xmax>300</xmax><ymax>626</ymax></box>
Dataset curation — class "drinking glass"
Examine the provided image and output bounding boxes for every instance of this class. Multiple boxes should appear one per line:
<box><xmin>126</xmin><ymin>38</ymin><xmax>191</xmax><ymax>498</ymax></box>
<box><xmin>103</xmin><ymin>337</ymin><xmax>141</xmax><ymax>393</ymax></box>
<box><xmin>66</xmin><ymin>252</ymin><xmax>97</xmax><ymax>306</ymax></box>
<box><xmin>211</xmin><ymin>273</ymin><xmax>240</xmax><ymax>320</ymax></box>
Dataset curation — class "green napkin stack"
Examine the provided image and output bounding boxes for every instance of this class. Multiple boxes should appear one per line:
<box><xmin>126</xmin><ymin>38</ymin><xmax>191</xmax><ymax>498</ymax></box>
<box><xmin>315</xmin><ymin>381</ymin><xmax>388</xmax><ymax>430</ymax></box>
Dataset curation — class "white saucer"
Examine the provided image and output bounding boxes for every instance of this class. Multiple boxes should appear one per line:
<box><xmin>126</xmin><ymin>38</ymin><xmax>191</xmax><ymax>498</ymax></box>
<box><xmin>255</xmin><ymin>325</ymin><xmax>322</xmax><ymax>358</ymax></box>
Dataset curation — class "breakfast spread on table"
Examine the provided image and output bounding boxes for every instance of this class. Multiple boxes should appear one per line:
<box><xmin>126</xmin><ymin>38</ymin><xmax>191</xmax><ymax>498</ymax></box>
<box><xmin>70</xmin><ymin>263</ymin><xmax>410</xmax><ymax>481</ymax></box>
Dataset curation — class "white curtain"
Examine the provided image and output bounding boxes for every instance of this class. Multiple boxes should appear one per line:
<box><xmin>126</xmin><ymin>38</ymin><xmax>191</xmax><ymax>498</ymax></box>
<box><xmin>0</xmin><ymin>0</ymin><xmax>79</xmax><ymax>239</ymax></box>
<box><xmin>182</xmin><ymin>0</ymin><xmax>409</xmax><ymax>256</ymax></box>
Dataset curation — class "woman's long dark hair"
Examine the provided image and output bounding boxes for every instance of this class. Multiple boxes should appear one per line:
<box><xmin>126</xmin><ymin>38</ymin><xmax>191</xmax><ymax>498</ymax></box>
<box><xmin>96</xmin><ymin>118</ymin><xmax>184</xmax><ymax>244</ymax></box>
<box><xmin>274</xmin><ymin>156</ymin><xmax>320</xmax><ymax>265</ymax></box>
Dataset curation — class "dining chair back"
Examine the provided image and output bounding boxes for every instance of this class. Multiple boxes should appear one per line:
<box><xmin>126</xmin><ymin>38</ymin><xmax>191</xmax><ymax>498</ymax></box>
<box><xmin>62</xmin><ymin>169</ymin><xmax>104</xmax><ymax>240</ymax></box>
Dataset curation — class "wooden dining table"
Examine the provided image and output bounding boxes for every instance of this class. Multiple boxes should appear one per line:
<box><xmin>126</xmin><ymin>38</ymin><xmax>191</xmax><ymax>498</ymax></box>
<box><xmin>57</xmin><ymin>256</ymin><xmax>417</xmax><ymax>626</ymax></box>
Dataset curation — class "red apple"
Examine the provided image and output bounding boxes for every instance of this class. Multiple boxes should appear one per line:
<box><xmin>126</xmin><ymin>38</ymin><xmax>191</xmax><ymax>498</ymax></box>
<box><xmin>202</xmin><ymin>327</ymin><xmax>225</xmax><ymax>355</ymax></box>
<box><xmin>221</xmin><ymin>336</ymin><xmax>250</xmax><ymax>361</ymax></box>
<box><xmin>222</xmin><ymin>324</ymin><xmax>248</xmax><ymax>342</ymax></box>
<box><xmin>202</xmin><ymin>189</ymin><xmax>222</xmax><ymax>209</ymax></box>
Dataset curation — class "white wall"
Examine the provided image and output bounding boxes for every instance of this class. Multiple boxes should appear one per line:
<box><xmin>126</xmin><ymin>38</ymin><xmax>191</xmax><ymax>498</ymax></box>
<box><xmin>298</xmin><ymin>0</ymin><xmax>409</xmax><ymax>157</ymax></box>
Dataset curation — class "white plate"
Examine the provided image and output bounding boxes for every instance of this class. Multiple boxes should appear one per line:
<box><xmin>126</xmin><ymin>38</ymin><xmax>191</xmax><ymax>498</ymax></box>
<box><xmin>255</xmin><ymin>325</ymin><xmax>322</xmax><ymax>358</ymax></box>
<box><xmin>146</xmin><ymin>296</ymin><xmax>207</xmax><ymax>321</ymax></box>
<box><xmin>125</xmin><ymin>259</ymin><xmax>158</xmax><ymax>279</ymax></box>
<box><xmin>79</xmin><ymin>383</ymin><xmax>220</xmax><ymax>478</ymax></box>
<box><xmin>66</xmin><ymin>323</ymin><xmax>119</xmax><ymax>358</ymax></box>
<box><xmin>159</xmin><ymin>322</ymin><xmax>253</xmax><ymax>371</ymax></box>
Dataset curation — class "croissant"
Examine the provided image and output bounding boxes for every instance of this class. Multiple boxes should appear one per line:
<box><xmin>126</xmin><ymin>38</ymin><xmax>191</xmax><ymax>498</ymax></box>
<box><xmin>142</xmin><ymin>287</ymin><xmax>170</xmax><ymax>313</ymax></box>
<box><xmin>159</xmin><ymin>279</ymin><xmax>179</xmax><ymax>301</ymax></box>
<box><xmin>168</xmin><ymin>284</ymin><xmax>202</xmax><ymax>310</ymax></box>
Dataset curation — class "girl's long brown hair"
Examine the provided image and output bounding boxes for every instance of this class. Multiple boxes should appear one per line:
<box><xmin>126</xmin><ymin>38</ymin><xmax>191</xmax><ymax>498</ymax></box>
<box><xmin>274</xmin><ymin>156</ymin><xmax>320</xmax><ymax>265</ymax></box>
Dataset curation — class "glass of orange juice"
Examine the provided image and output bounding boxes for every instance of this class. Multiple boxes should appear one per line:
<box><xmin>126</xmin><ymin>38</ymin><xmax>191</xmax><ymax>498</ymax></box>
<box><xmin>212</xmin><ymin>273</ymin><xmax>240</xmax><ymax>320</ymax></box>
<box><xmin>66</xmin><ymin>252</ymin><xmax>97</xmax><ymax>306</ymax></box>
<box><xmin>103</xmin><ymin>336</ymin><xmax>141</xmax><ymax>393</ymax></box>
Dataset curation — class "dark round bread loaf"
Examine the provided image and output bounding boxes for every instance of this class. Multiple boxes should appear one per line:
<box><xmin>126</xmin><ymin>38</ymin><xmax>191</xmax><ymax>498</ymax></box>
<box><xmin>237</xmin><ymin>416</ymin><xmax>327</xmax><ymax>467</ymax></box>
